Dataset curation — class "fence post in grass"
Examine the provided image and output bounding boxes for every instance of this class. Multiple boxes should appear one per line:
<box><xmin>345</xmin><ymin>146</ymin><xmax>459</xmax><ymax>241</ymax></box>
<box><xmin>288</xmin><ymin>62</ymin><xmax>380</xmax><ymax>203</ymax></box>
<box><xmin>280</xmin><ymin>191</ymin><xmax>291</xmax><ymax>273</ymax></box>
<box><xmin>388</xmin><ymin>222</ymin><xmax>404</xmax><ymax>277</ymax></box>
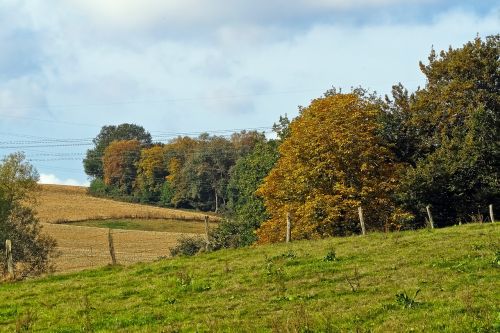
<box><xmin>204</xmin><ymin>215</ymin><xmax>210</xmax><ymax>250</ymax></box>
<box><xmin>5</xmin><ymin>239</ymin><xmax>13</xmax><ymax>278</ymax></box>
<box><xmin>426</xmin><ymin>205</ymin><xmax>435</xmax><ymax>229</ymax></box>
<box><xmin>490</xmin><ymin>204</ymin><xmax>495</xmax><ymax>223</ymax></box>
<box><xmin>358</xmin><ymin>206</ymin><xmax>366</xmax><ymax>236</ymax></box>
<box><xmin>108</xmin><ymin>229</ymin><xmax>117</xmax><ymax>265</ymax></box>
<box><xmin>286</xmin><ymin>212</ymin><xmax>291</xmax><ymax>243</ymax></box>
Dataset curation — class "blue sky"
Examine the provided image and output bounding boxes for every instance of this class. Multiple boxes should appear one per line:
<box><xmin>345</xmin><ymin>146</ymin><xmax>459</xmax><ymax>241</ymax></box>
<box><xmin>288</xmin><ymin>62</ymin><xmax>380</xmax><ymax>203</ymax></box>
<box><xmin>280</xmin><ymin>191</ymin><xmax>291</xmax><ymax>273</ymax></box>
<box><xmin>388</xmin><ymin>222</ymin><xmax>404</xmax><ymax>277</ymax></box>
<box><xmin>0</xmin><ymin>0</ymin><xmax>498</xmax><ymax>186</ymax></box>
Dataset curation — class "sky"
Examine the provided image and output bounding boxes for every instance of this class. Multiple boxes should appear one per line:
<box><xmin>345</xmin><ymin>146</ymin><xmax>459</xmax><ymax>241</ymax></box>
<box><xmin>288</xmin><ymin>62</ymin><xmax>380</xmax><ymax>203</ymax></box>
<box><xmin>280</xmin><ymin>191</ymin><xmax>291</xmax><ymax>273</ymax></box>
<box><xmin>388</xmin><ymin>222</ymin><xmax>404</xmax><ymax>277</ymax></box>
<box><xmin>0</xmin><ymin>0</ymin><xmax>498</xmax><ymax>186</ymax></box>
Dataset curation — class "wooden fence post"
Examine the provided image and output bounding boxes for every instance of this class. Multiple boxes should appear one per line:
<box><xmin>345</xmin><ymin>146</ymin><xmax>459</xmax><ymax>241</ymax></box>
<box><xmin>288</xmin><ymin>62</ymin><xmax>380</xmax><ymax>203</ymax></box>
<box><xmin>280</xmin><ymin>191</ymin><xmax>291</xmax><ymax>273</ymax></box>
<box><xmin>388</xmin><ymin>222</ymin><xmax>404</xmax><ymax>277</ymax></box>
<box><xmin>286</xmin><ymin>212</ymin><xmax>291</xmax><ymax>243</ymax></box>
<box><xmin>5</xmin><ymin>239</ymin><xmax>13</xmax><ymax>278</ymax></box>
<box><xmin>108</xmin><ymin>229</ymin><xmax>117</xmax><ymax>265</ymax></box>
<box><xmin>426</xmin><ymin>205</ymin><xmax>434</xmax><ymax>229</ymax></box>
<box><xmin>204</xmin><ymin>215</ymin><xmax>210</xmax><ymax>250</ymax></box>
<box><xmin>489</xmin><ymin>204</ymin><xmax>495</xmax><ymax>223</ymax></box>
<box><xmin>358</xmin><ymin>207</ymin><xmax>366</xmax><ymax>235</ymax></box>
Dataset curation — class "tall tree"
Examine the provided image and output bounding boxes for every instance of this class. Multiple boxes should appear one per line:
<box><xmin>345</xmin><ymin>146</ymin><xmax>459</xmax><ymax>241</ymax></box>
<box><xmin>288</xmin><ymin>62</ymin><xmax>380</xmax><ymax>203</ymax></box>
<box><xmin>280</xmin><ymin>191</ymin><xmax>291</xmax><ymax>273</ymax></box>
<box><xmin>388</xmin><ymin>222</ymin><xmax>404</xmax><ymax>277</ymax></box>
<box><xmin>84</xmin><ymin>124</ymin><xmax>152</xmax><ymax>179</ymax></box>
<box><xmin>396</xmin><ymin>35</ymin><xmax>500</xmax><ymax>226</ymax></box>
<box><xmin>102</xmin><ymin>140</ymin><xmax>141</xmax><ymax>195</ymax></box>
<box><xmin>0</xmin><ymin>153</ymin><xmax>57</xmax><ymax>278</ymax></box>
<box><xmin>257</xmin><ymin>91</ymin><xmax>404</xmax><ymax>243</ymax></box>
<box><xmin>136</xmin><ymin>145</ymin><xmax>167</xmax><ymax>203</ymax></box>
<box><xmin>213</xmin><ymin>140</ymin><xmax>279</xmax><ymax>247</ymax></box>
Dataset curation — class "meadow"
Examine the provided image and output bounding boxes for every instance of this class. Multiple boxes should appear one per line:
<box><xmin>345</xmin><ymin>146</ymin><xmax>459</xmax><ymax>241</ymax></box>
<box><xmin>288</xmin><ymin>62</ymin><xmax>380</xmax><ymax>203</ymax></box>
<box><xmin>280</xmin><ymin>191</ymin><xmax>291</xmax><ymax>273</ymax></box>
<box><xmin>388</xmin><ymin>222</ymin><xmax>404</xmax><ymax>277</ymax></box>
<box><xmin>1</xmin><ymin>223</ymin><xmax>498</xmax><ymax>332</ymax></box>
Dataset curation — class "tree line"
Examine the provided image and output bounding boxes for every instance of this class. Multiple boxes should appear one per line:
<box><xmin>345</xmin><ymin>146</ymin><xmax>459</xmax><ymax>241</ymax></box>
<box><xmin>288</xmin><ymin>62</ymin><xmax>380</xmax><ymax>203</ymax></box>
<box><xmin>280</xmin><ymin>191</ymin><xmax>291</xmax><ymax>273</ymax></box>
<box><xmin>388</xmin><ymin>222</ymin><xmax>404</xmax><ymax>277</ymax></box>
<box><xmin>83</xmin><ymin>35</ymin><xmax>498</xmax><ymax>247</ymax></box>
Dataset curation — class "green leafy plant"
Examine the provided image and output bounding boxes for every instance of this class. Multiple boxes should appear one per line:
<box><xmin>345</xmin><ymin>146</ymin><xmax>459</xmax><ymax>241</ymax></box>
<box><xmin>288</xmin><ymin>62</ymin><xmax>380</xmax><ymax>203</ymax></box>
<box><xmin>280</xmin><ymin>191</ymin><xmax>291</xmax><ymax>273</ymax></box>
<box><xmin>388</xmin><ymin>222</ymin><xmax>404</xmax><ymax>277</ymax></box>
<box><xmin>264</xmin><ymin>257</ymin><xmax>287</xmax><ymax>294</ymax></box>
<box><xmin>395</xmin><ymin>289</ymin><xmax>421</xmax><ymax>309</ymax></box>
<box><xmin>323</xmin><ymin>248</ymin><xmax>337</xmax><ymax>262</ymax></box>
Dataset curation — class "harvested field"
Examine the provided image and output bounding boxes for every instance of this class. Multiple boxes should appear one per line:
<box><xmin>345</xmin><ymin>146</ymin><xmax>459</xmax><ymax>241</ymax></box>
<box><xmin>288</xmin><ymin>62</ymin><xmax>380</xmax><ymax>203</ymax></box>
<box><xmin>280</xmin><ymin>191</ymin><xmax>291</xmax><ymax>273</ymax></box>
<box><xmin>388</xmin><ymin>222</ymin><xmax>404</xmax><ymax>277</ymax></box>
<box><xmin>42</xmin><ymin>223</ymin><xmax>202</xmax><ymax>273</ymax></box>
<box><xmin>33</xmin><ymin>184</ymin><xmax>219</xmax><ymax>273</ymax></box>
<box><xmin>35</xmin><ymin>184</ymin><xmax>211</xmax><ymax>223</ymax></box>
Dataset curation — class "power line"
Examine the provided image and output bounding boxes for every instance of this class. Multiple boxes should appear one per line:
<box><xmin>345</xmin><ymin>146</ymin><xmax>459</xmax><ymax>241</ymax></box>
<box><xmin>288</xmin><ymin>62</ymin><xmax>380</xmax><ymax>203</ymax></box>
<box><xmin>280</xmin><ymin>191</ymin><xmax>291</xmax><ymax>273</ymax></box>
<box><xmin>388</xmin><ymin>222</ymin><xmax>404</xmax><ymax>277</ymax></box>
<box><xmin>0</xmin><ymin>89</ymin><xmax>322</xmax><ymax>113</ymax></box>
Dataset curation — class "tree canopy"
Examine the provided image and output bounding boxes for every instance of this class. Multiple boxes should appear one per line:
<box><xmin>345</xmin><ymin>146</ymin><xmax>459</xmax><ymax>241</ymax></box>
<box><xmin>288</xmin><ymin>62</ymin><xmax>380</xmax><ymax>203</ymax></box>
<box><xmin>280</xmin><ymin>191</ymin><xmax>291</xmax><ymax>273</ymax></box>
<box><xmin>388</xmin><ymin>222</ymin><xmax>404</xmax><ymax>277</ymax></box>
<box><xmin>392</xmin><ymin>35</ymin><xmax>500</xmax><ymax>226</ymax></box>
<box><xmin>84</xmin><ymin>123</ymin><xmax>152</xmax><ymax>179</ymax></box>
<box><xmin>257</xmin><ymin>92</ymin><xmax>405</xmax><ymax>243</ymax></box>
<box><xmin>0</xmin><ymin>153</ymin><xmax>57</xmax><ymax>278</ymax></box>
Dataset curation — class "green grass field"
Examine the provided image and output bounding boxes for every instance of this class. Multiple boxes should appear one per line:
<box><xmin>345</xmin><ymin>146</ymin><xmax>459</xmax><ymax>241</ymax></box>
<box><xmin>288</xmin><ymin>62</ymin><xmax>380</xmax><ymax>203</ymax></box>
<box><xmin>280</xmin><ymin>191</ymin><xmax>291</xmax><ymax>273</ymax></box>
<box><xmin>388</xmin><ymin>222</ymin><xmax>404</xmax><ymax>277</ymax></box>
<box><xmin>69</xmin><ymin>219</ymin><xmax>218</xmax><ymax>234</ymax></box>
<box><xmin>1</xmin><ymin>224</ymin><xmax>499</xmax><ymax>332</ymax></box>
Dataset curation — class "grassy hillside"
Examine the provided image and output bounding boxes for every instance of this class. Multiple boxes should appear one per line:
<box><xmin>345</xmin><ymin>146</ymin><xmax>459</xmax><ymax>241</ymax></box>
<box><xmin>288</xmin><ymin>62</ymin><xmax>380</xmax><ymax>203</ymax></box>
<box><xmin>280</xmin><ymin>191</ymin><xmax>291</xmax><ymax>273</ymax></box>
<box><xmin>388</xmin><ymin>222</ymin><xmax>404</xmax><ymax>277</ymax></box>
<box><xmin>35</xmin><ymin>184</ymin><xmax>210</xmax><ymax>223</ymax></box>
<box><xmin>1</xmin><ymin>224</ymin><xmax>498</xmax><ymax>332</ymax></box>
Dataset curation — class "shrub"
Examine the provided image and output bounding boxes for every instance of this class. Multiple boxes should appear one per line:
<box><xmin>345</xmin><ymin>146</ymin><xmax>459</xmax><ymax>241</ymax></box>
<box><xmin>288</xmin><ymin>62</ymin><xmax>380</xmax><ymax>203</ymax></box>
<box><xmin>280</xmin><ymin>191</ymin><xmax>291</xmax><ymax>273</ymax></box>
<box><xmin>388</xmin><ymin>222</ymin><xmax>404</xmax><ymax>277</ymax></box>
<box><xmin>0</xmin><ymin>153</ymin><xmax>58</xmax><ymax>279</ymax></box>
<box><xmin>88</xmin><ymin>178</ymin><xmax>107</xmax><ymax>197</ymax></box>
<box><xmin>209</xmin><ymin>218</ymin><xmax>257</xmax><ymax>250</ymax></box>
<box><xmin>169</xmin><ymin>236</ymin><xmax>206</xmax><ymax>257</ymax></box>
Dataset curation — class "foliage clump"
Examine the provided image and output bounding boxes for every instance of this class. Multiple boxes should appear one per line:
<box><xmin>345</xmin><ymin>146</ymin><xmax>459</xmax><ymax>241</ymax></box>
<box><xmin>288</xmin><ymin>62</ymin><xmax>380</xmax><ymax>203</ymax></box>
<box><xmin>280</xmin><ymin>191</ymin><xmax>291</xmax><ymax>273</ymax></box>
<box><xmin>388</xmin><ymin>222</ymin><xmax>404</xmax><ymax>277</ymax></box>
<box><xmin>0</xmin><ymin>153</ymin><xmax>57</xmax><ymax>278</ymax></box>
<box><xmin>256</xmin><ymin>91</ymin><xmax>405</xmax><ymax>243</ymax></box>
<box><xmin>169</xmin><ymin>236</ymin><xmax>206</xmax><ymax>257</ymax></box>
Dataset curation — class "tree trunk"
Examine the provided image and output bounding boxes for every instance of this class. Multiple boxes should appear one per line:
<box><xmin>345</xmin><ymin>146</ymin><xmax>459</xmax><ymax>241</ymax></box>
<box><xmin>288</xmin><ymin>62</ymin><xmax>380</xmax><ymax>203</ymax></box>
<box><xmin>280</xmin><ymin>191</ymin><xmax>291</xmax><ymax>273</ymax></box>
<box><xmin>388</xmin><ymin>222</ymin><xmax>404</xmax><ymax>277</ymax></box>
<box><xmin>214</xmin><ymin>191</ymin><xmax>218</xmax><ymax>213</ymax></box>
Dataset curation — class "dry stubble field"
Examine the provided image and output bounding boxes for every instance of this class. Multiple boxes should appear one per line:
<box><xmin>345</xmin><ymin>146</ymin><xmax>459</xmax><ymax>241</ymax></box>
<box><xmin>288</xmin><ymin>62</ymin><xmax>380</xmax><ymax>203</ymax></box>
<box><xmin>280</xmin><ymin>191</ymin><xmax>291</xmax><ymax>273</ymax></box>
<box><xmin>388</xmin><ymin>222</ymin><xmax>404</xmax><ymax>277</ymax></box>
<box><xmin>34</xmin><ymin>185</ymin><xmax>216</xmax><ymax>272</ymax></box>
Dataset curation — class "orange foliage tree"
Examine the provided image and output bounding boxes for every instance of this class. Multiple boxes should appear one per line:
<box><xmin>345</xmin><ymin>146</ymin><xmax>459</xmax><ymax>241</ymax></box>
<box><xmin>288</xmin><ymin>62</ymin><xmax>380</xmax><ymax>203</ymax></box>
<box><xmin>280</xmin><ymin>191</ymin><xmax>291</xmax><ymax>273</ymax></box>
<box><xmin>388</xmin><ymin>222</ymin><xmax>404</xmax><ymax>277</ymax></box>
<box><xmin>136</xmin><ymin>145</ymin><xmax>168</xmax><ymax>202</ymax></box>
<box><xmin>256</xmin><ymin>91</ymin><xmax>405</xmax><ymax>244</ymax></box>
<box><xmin>102</xmin><ymin>140</ymin><xmax>141</xmax><ymax>194</ymax></box>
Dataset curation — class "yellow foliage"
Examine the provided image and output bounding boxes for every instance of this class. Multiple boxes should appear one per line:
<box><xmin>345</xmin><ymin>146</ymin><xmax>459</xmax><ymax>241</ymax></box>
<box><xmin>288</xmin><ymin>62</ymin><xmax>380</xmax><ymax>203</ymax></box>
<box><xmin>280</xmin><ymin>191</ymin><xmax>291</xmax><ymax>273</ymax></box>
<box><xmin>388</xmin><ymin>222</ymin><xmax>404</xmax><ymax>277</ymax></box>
<box><xmin>257</xmin><ymin>93</ymin><xmax>404</xmax><ymax>243</ymax></box>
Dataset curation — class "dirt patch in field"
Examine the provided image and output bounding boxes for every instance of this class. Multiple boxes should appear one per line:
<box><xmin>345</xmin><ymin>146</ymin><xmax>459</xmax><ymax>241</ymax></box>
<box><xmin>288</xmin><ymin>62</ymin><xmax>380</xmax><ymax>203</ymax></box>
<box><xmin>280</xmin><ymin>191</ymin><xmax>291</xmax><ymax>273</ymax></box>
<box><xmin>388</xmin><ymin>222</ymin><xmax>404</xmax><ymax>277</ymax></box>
<box><xmin>42</xmin><ymin>223</ymin><xmax>201</xmax><ymax>273</ymax></box>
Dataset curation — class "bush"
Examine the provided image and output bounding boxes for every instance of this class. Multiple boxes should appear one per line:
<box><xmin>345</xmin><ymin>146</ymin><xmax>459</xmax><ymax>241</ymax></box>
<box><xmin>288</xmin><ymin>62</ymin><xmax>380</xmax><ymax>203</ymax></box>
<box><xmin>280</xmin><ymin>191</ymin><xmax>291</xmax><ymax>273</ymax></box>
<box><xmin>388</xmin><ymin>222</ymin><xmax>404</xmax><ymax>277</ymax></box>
<box><xmin>0</xmin><ymin>153</ymin><xmax>58</xmax><ymax>279</ymax></box>
<box><xmin>209</xmin><ymin>218</ymin><xmax>257</xmax><ymax>250</ymax></box>
<box><xmin>1</xmin><ymin>206</ymin><xmax>57</xmax><ymax>278</ymax></box>
<box><xmin>159</xmin><ymin>181</ymin><xmax>174</xmax><ymax>207</ymax></box>
<box><xmin>169</xmin><ymin>236</ymin><xmax>206</xmax><ymax>257</ymax></box>
<box><xmin>88</xmin><ymin>178</ymin><xmax>107</xmax><ymax>197</ymax></box>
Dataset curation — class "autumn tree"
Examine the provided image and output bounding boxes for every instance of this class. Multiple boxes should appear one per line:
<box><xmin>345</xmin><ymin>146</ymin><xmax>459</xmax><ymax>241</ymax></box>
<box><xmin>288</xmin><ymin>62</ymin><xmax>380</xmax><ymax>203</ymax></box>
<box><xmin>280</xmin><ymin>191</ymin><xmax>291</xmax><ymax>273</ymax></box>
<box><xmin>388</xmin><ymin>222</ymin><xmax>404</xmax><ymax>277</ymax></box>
<box><xmin>0</xmin><ymin>153</ymin><xmax>57</xmax><ymax>278</ymax></box>
<box><xmin>257</xmin><ymin>91</ymin><xmax>405</xmax><ymax>243</ymax></box>
<box><xmin>230</xmin><ymin>130</ymin><xmax>266</xmax><ymax>158</ymax></box>
<box><xmin>84</xmin><ymin>123</ymin><xmax>152</xmax><ymax>179</ymax></box>
<box><xmin>164</xmin><ymin>136</ymin><xmax>200</xmax><ymax>208</ymax></box>
<box><xmin>102</xmin><ymin>140</ymin><xmax>142</xmax><ymax>195</ymax></box>
<box><xmin>136</xmin><ymin>145</ymin><xmax>167</xmax><ymax>203</ymax></box>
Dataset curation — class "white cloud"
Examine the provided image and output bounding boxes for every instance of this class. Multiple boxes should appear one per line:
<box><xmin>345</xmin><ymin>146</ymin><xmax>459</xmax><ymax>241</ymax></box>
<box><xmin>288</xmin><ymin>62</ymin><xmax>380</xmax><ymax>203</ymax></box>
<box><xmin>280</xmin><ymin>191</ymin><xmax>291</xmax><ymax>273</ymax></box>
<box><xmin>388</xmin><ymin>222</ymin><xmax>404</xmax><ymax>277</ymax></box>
<box><xmin>39</xmin><ymin>173</ymin><xmax>90</xmax><ymax>187</ymax></box>
<box><xmin>60</xmin><ymin>0</ymin><xmax>444</xmax><ymax>33</ymax></box>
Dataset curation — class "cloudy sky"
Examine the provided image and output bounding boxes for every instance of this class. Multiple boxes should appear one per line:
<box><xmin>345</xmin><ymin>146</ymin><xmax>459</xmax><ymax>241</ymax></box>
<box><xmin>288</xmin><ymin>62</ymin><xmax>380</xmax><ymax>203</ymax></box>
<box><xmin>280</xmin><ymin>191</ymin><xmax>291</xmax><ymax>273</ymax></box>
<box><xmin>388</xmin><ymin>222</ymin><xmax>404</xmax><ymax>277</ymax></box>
<box><xmin>0</xmin><ymin>0</ymin><xmax>498</xmax><ymax>186</ymax></box>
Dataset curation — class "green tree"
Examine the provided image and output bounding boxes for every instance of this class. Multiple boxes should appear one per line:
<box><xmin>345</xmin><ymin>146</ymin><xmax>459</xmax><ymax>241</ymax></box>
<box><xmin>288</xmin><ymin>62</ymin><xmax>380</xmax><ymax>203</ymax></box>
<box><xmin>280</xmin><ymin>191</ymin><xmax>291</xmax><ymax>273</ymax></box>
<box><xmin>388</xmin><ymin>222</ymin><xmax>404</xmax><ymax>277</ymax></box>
<box><xmin>212</xmin><ymin>140</ymin><xmax>279</xmax><ymax>248</ymax></box>
<box><xmin>174</xmin><ymin>135</ymin><xmax>236</xmax><ymax>211</ymax></box>
<box><xmin>396</xmin><ymin>35</ymin><xmax>500</xmax><ymax>226</ymax></box>
<box><xmin>84</xmin><ymin>124</ymin><xmax>152</xmax><ymax>179</ymax></box>
<box><xmin>0</xmin><ymin>153</ymin><xmax>57</xmax><ymax>278</ymax></box>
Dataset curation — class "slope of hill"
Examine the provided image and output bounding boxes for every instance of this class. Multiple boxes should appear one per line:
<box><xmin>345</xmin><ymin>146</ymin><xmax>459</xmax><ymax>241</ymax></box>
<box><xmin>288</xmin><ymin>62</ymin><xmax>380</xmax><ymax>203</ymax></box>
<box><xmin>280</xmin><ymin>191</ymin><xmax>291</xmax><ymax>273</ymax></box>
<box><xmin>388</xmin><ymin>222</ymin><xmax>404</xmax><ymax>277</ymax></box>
<box><xmin>32</xmin><ymin>184</ymin><xmax>218</xmax><ymax>272</ymax></box>
<box><xmin>1</xmin><ymin>224</ymin><xmax>498</xmax><ymax>332</ymax></box>
<box><xmin>35</xmin><ymin>184</ymin><xmax>208</xmax><ymax>223</ymax></box>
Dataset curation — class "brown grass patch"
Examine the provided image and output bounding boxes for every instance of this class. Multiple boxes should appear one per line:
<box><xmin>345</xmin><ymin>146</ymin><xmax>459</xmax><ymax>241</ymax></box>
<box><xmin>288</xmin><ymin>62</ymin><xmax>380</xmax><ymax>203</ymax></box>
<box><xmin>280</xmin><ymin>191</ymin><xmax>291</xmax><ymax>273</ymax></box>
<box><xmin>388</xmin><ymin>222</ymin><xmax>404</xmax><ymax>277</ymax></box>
<box><xmin>42</xmin><ymin>223</ymin><xmax>200</xmax><ymax>272</ymax></box>
<box><xmin>35</xmin><ymin>184</ymin><xmax>212</xmax><ymax>223</ymax></box>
